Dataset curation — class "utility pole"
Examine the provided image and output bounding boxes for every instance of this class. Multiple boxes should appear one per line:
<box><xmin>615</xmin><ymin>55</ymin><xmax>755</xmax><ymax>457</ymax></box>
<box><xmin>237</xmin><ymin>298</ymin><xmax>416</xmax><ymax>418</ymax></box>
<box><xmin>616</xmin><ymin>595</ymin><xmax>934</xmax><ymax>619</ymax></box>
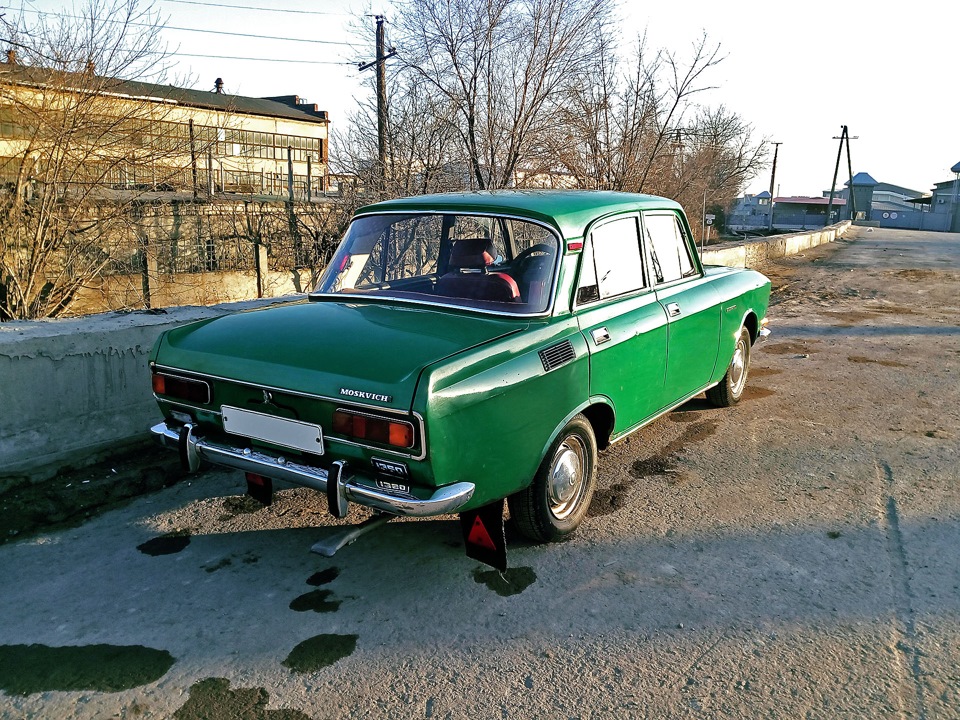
<box><xmin>359</xmin><ymin>15</ymin><xmax>397</xmax><ymax>190</ymax></box>
<box><xmin>767</xmin><ymin>141</ymin><xmax>781</xmax><ymax>232</ymax></box>
<box><xmin>826</xmin><ymin>126</ymin><xmax>858</xmax><ymax>224</ymax></box>
<box><xmin>844</xmin><ymin>127</ymin><xmax>858</xmax><ymax>219</ymax></box>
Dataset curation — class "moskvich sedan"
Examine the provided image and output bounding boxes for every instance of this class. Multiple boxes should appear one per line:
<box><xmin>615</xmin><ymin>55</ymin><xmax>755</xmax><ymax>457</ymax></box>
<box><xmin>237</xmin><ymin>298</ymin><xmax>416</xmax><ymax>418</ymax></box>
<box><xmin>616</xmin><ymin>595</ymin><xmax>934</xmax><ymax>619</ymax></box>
<box><xmin>150</xmin><ymin>191</ymin><xmax>771</xmax><ymax>569</ymax></box>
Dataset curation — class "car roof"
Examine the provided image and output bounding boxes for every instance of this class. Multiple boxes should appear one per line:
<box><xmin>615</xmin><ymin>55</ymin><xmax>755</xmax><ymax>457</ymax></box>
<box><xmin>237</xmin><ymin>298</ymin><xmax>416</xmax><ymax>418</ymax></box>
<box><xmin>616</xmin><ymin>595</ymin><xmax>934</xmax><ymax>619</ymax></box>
<box><xmin>354</xmin><ymin>190</ymin><xmax>683</xmax><ymax>241</ymax></box>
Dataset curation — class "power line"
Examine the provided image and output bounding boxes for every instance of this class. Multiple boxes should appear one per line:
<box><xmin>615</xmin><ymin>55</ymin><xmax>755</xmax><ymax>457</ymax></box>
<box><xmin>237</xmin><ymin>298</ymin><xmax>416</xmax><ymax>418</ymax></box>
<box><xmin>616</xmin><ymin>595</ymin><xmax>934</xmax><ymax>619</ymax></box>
<box><xmin>159</xmin><ymin>22</ymin><xmax>352</xmax><ymax>45</ymax></box>
<box><xmin>18</xmin><ymin>8</ymin><xmax>352</xmax><ymax>46</ymax></box>
<box><xmin>173</xmin><ymin>52</ymin><xmax>354</xmax><ymax>65</ymax></box>
<box><xmin>160</xmin><ymin>0</ymin><xmax>351</xmax><ymax>15</ymax></box>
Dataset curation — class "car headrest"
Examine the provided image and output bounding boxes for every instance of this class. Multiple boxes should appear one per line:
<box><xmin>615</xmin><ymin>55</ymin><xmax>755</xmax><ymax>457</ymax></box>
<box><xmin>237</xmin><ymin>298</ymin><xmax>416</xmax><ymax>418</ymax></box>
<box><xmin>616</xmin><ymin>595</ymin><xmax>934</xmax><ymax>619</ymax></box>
<box><xmin>449</xmin><ymin>238</ymin><xmax>495</xmax><ymax>270</ymax></box>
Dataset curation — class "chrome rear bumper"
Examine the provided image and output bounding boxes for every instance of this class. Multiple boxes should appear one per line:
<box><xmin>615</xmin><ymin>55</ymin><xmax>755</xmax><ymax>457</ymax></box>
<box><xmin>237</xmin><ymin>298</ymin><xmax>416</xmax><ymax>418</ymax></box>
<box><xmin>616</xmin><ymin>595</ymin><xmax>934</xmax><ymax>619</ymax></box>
<box><xmin>150</xmin><ymin>421</ymin><xmax>474</xmax><ymax>517</ymax></box>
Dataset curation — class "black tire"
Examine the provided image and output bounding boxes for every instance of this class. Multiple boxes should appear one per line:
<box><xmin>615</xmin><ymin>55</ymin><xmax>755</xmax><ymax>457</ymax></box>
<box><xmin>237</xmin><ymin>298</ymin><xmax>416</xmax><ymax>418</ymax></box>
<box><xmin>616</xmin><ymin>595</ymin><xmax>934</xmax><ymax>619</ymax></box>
<box><xmin>508</xmin><ymin>414</ymin><xmax>597</xmax><ymax>543</ymax></box>
<box><xmin>707</xmin><ymin>326</ymin><xmax>751</xmax><ymax>407</ymax></box>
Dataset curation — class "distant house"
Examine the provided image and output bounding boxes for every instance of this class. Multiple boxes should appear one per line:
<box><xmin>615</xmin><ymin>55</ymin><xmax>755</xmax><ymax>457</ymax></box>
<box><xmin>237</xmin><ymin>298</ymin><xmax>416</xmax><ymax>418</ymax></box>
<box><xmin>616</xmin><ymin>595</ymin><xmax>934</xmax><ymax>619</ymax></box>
<box><xmin>728</xmin><ymin>163</ymin><xmax>960</xmax><ymax>235</ymax></box>
<box><xmin>771</xmin><ymin>196</ymin><xmax>846</xmax><ymax>230</ymax></box>
<box><xmin>827</xmin><ymin>169</ymin><xmax>958</xmax><ymax>231</ymax></box>
<box><xmin>0</xmin><ymin>55</ymin><xmax>330</xmax><ymax>200</ymax></box>
<box><xmin>726</xmin><ymin>191</ymin><xmax>772</xmax><ymax>232</ymax></box>
<box><xmin>929</xmin><ymin>163</ymin><xmax>960</xmax><ymax>231</ymax></box>
<box><xmin>727</xmin><ymin>192</ymin><xmax>845</xmax><ymax>233</ymax></box>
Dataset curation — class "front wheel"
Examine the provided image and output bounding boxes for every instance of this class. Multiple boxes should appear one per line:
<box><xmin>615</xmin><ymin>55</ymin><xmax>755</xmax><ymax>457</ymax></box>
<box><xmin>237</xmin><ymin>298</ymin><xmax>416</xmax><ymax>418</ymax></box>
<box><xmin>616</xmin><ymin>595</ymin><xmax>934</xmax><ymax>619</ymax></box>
<box><xmin>508</xmin><ymin>414</ymin><xmax>597</xmax><ymax>543</ymax></box>
<box><xmin>707</xmin><ymin>326</ymin><xmax>751</xmax><ymax>407</ymax></box>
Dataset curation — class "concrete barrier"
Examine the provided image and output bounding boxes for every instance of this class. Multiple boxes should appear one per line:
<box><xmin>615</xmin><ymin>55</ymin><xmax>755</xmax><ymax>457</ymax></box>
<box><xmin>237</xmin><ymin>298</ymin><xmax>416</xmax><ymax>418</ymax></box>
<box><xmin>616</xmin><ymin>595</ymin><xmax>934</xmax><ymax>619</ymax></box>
<box><xmin>0</xmin><ymin>221</ymin><xmax>852</xmax><ymax>489</ymax></box>
<box><xmin>701</xmin><ymin>221</ymin><xmax>851</xmax><ymax>268</ymax></box>
<box><xmin>0</xmin><ymin>297</ymin><xmax>296</xmax><ymax>491</ymax></box>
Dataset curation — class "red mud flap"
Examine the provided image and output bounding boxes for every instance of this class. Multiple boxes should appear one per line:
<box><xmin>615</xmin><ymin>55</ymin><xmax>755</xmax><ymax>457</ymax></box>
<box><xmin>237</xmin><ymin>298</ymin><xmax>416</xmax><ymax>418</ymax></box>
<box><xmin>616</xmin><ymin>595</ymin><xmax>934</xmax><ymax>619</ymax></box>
<box><xmin>459</xmin><ymin>500</ymin><xmax>507</xmax><ymax>572</ymax></box>
<box><xmin>246</xmin><ymin>472</ymin><xmax>273</xmax><ymax>506</ymax></box>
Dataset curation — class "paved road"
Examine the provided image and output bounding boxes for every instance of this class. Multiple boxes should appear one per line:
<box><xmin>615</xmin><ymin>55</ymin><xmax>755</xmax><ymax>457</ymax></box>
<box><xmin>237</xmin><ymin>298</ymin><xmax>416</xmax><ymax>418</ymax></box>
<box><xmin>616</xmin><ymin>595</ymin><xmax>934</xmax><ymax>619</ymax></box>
<box><xmin>1</xmin><ymin>228</ymin><xmax>958</xmax><ymax>719</ymax></box>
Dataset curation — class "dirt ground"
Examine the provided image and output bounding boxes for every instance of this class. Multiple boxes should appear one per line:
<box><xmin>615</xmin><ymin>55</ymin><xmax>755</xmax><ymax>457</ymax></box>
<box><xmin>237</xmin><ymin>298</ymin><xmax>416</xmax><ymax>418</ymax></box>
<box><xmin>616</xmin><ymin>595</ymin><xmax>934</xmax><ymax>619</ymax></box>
<box><xmin>0</xmin><ymin>227</ymin><xmax>958</xmax><ymax>719</ymax></box>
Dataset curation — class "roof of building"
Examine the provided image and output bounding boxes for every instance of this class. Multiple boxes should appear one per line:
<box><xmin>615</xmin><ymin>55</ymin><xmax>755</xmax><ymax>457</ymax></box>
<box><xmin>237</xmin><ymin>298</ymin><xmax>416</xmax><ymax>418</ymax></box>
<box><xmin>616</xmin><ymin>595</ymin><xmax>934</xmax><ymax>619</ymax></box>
<box><xmin>846</xmin><ymin>172</ymin><xmax>878</xmax><ymax>187</ymax></box>
<box><xmin>872</xmin><ymin>182</ymin><xmax>923</xmax><ymax>198</ymax></box>
<box><xmin>0</xmin><ymin>62</ymin><xmax>329</xmax><ymax>125</ymax></box>
<box><xmin>872</xmin><ymin>201</ymin><xmax>916</xmax><ymax>212</ymax></box>
<box><xmin>774</xmin><ymin>196</ymin><xmax>846</xmax><ymax>206</ymax></box>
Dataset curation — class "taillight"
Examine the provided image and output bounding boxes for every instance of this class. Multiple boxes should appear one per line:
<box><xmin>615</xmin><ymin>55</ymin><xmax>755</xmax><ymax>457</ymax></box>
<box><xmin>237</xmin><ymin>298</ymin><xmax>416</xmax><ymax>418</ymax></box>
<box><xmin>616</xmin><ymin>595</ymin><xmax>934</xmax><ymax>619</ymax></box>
<box><xmin>152</xmin><ymin>372</ymin><xmax>212</xmax><ymax>404</ymax></box>
<box><xmin>332</xmin><ymin>409</ymin><xmax>415</xmax><ymax>449</ymax></box>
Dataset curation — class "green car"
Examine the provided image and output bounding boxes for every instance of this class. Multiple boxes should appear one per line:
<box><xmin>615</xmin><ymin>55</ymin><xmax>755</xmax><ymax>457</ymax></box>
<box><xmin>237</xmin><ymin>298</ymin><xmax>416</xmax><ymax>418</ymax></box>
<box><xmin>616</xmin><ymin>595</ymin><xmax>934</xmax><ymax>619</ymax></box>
<box><xmin>150</xmin><ymin>191</ymin><xmax>770</xmax><ymax>569</ymax></box>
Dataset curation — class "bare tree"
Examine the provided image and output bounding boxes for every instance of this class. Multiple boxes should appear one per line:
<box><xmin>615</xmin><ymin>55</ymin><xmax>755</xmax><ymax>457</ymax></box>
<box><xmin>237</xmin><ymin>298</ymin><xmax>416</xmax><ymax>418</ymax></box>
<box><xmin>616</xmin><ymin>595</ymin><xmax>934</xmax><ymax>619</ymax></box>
<box><xmin>389</xmin><ymin>0</ymin><xmax>614</xmax><ymax>190</ymax></box>
<box><xmin>335</xmin><ymin>70</ymin><xmax>463</xmax><ymax>198</ymax></box>
<box><xmin>537</xmin><ymin>33</ymin><xmax>767</xmax><ymax>232</ymax></box>
<box><xmin>0</xmin><ymin>0</ymin><xmax>186</xmax><ymax>320</ymax></box>
<box><xmin>336</xmin><ymin>7</ymin><xmax>766</xmax><ymax>240</ymax></box>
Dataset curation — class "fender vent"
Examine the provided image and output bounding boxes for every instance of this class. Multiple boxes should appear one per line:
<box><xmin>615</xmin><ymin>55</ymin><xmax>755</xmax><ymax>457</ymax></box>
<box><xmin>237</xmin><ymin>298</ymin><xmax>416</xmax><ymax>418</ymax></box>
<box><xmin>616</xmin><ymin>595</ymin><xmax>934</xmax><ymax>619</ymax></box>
<box><xmin>539</xmin><ymin>340</ymin><xmax>576</xmax><ymax>372</ymax></box>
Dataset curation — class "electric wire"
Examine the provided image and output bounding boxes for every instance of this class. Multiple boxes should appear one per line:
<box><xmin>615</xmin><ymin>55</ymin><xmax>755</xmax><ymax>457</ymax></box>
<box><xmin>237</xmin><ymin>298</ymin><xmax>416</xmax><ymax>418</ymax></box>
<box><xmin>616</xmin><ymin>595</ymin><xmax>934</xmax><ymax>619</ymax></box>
<box><xmin>160</xmin><ymin>0</ymin><xmax>350</xmax><ymax>16</ymax></box>
<box><xmin>172</xmin><ymin>52</ymin><xmax>355</xmax><ymax>65</ymax></box>
<box><xmin>16</xmin><ymin>8</ymin><xmax>353</xmax><ymax>46</ymax></box>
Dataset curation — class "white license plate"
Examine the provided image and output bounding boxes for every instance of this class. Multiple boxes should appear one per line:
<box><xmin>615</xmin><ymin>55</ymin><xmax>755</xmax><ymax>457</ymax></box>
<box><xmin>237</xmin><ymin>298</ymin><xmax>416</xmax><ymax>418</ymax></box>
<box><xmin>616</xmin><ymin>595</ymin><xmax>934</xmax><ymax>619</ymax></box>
<box><xmin>221</xmin><ymin>405</ymin><xmax>324</xmax><ymax>455</ymax></box>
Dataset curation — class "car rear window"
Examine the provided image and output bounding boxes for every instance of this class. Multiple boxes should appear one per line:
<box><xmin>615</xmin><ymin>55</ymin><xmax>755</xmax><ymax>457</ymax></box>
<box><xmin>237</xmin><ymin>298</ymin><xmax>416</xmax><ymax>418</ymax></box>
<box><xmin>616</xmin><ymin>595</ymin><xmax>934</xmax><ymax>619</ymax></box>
<box><xmin>314</xmin><ymin>213</ymin><xmax>560</xmax><ymax>314</ymax></box>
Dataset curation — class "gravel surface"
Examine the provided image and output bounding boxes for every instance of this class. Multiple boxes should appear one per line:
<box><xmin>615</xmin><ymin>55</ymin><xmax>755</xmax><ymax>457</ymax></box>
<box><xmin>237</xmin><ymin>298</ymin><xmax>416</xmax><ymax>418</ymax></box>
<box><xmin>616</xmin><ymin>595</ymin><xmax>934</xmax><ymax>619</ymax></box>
<box><xmin>1</xmin><ymin>227</ymin><xmax>958</xmax><ymax>719</ymax></box>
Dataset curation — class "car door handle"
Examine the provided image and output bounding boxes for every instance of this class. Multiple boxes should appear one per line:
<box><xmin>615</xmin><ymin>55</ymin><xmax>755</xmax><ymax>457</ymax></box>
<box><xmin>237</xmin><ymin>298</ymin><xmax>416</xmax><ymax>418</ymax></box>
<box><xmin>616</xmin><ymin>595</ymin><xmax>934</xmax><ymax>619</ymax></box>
<box><xmin>666</xmin><ymin>302</ymin><xmax>682</xmax><ymax>317</ymax></box>
<box><xmin>591</xmin><ymin>327</ymin><xmax>611</xmax><ymax>346</ymax></box>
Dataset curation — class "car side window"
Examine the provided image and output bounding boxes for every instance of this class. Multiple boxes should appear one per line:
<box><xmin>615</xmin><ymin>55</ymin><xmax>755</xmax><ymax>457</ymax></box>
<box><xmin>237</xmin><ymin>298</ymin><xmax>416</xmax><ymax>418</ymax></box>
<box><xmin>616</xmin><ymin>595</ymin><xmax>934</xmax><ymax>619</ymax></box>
<box><xmin>643</xmin><ymin>212</ymin><xmax>697</xmax><ymax>284</ymax></box>
<box><xmin>578</xmin><ymin>215</ymin><xmax>645</xmax><ymax>303</ymax></box>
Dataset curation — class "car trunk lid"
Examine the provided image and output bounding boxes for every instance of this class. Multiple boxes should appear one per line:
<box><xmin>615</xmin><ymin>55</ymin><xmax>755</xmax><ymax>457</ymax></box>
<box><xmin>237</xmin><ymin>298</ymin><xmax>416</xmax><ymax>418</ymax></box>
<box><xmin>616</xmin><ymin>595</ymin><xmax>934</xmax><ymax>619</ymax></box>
<box><xmin>156</xmin><ymin>299</ymin><xmax>524</xmax><ymax>411</ymax></box>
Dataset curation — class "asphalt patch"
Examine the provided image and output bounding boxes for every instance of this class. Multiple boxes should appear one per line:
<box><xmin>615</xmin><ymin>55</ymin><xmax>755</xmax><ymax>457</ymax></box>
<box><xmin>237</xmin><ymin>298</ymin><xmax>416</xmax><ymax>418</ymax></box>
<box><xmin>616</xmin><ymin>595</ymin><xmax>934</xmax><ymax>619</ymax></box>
<box><xmin>173</xmin><ymin>677</ymin><xmax>312</xmax><ymax>719</ymax></box>
<box><xmin>282</xmin><ymin>634</ymin><xmax>358</xmax><ymax>672</ymax></box>
<box><xmin>221</xmin><ymin>495</ymin><xmax>265</xmax><ymax>517</ymax></box>
<box><xmin>289</xmin><ymin>589</ymin><xmax>341</xmax><ymax>613</ymax></box>
<box><xmin>0</xmin><ymin>445</ymin><xmax>183</xmax><ymax>545</ymax></box>
<box><xmin>742</xmin><ymin>386</ymin><xmax>776</xmax><ymax>401</ymax></box>
<box><xmin>890</xmin><ymin>269</ymin><xmax>938</xmax><ymax>281</ymax></box>
<box><xmin>589</xmin><ymin>482</ymin><xmax>633</xmax><ymax>517</ymax></box>
<box><xmin>669</xmin><ymin>411</ymin><xmax>702</xmax><ymax>423</ymax></box>
<box><xmin>591</xmin><ymin>421</ymin><xmax>718</xmax><ymax>517</ymax></box>
<box><xmin>848</xmin><ymin>355</ymin><xmax>909</xmax><ymax>368</ymax></box>
<box><xmin>0</xmin><ymin>643</ymin><xmax>175</xmax><ymax>695</ymax></box>
<box><xmin>472</xmin><ymin>566</ymin><xmax>537</xmax><ymax>596</ymax></box>
<box><xmin>137</xmin><ymin>531</ymin><xmax>191</xmax><ymax>556</ymax></box>
<box><xmin>306</xmin><ymin>567</ymin><xmax>340</xmax><ymax>586</ymax></box>
<box><xmin>631</xmin><ymin>420</ymin><xmax>717</xmax><ymax>479</ymax></box>
<box><xmin>204</xmin><ymin>558</ymin><xmax>232</xmax><ymax>573</ymax></box>
<box><xmin>763</xmin><ymin>341</ymin><xmax>819</xmax><ymax>355</ymax></box>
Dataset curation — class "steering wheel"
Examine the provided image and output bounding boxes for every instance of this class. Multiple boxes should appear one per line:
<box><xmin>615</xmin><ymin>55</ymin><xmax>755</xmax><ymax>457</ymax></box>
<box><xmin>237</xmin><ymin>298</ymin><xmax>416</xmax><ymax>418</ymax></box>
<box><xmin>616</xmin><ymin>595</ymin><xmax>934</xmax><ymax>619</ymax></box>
<box><xmin>513</xmin><ymin>243</ymin><xmax>556</xmax><ymax>282</ymax></box>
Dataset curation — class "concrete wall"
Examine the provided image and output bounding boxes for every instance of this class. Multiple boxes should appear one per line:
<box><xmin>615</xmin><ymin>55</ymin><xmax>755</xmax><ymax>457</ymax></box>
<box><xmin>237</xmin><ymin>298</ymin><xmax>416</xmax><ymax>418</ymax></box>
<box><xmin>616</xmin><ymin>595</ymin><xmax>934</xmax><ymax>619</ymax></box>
<box><xmin>0</xmin><ymin>296</ymin><xmax>295</xmax><ymax>491</ymax></box>
<box><xmin>70</xmin><ymin>265</ymin><xmax>313</xmax><ymax>316</ymax></box>
<box><xmin>0</xmin><ymin>221</ymin><xmax>853</xmax><ymax>490</ymax></box>
<box><xmin>701</xmin><ymin>221</ymin><xmax>851</xmax><ymax>268</ymax></box>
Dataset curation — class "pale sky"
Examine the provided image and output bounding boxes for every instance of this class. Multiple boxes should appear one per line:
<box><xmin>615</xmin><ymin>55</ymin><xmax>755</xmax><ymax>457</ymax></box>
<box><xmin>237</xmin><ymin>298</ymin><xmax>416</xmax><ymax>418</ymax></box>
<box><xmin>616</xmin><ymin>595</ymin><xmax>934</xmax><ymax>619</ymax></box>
<box><xmin>18</xmin><ymin>0</ymin><xmax>960</xmax><ymax>197</ymax></box>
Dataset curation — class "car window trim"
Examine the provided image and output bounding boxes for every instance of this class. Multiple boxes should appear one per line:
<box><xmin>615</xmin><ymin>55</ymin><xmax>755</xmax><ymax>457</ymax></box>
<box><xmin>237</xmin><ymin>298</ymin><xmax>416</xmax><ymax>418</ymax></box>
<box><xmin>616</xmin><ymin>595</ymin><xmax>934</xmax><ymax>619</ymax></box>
<box><xmin>310</xmin><ymin>210</ymin><xmax>564</xmax><ymax>318</ymax></box>
<box><xmin>572</xmin><ymin>211</ymin><xmax>654</xmax><ymax>311</ymax></box>
<box><xmin>640</xmin><ymin>210</ymin><xmax>703</xmax><ymax>288</ymax></box>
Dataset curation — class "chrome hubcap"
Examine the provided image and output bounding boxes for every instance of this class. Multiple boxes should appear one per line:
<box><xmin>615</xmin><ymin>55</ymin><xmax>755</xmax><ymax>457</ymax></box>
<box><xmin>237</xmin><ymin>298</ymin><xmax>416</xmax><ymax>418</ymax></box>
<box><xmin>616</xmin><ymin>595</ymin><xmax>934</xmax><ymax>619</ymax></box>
<box><xmin>730</xmin><ymin>337</ymin><xmax>747</xmax><ymax>394</ymax></box>
<box><xmin>548</xmin><ymin>435</ymin><xmax>586</xmax><ymax>520</ymax></box>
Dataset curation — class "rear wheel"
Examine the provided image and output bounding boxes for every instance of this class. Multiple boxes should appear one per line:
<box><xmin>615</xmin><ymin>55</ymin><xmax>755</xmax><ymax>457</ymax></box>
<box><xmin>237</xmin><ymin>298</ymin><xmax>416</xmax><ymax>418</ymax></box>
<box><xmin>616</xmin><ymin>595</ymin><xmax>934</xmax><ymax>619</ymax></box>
<box><xmin>508</xmin><ymin>414</ymin><xmax>597</xmax><ymax>543</ymax></box>
<box><xmin>707</xmin><ymin>326</ymin><xmax>751</xmax><ymax>407</ymax></box>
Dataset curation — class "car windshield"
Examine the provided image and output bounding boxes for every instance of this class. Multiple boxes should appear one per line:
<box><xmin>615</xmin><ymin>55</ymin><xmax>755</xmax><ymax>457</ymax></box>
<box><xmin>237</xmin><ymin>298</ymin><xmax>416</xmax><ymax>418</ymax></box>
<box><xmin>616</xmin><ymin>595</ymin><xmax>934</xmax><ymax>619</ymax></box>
<box><xmin>314</xmin><ymin>212</ymin><xmax>560</xmax><ymax>314</ymax></box>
